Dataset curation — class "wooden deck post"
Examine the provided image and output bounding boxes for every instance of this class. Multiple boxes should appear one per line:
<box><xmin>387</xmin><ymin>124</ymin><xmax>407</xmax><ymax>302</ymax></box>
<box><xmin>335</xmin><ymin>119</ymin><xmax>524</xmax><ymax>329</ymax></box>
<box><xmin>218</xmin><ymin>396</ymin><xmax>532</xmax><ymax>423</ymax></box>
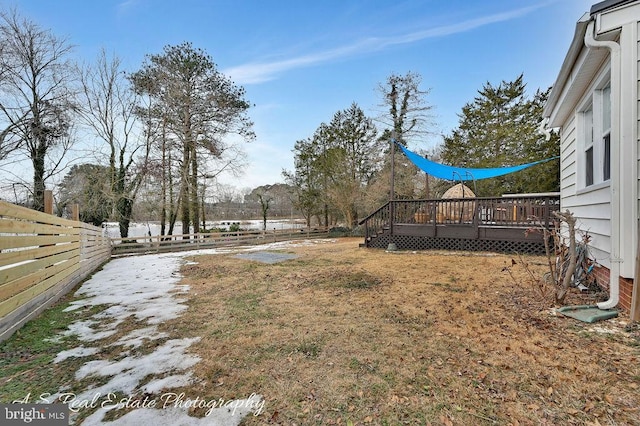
<box><xmin>387</xmin><ymin>133</ymin><xmax>397</xmax><ymax>251</ymax></box>
<box><xmin>71</xmin><ymin>204</ymin><xmax>80</xmax><ymax>221</ymax></box>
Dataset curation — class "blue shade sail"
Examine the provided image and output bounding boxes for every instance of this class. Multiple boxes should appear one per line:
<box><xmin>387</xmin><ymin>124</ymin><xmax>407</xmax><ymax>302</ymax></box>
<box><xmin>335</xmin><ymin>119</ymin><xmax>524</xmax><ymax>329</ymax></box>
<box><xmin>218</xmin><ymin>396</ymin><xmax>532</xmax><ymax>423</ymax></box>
<box><xmin>395</xmin><ymin>141</ymin><xmax>558</xmax><ymax>181</ymax></box>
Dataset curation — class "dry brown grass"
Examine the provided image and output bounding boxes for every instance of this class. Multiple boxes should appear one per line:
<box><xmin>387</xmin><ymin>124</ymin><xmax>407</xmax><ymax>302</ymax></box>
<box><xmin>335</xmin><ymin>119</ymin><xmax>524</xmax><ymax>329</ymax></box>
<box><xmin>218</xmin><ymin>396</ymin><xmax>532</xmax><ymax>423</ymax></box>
<box><xmin>168</xmin><ymin>238</ymin><xmax>640</xmax><ymax>425</ymax></box>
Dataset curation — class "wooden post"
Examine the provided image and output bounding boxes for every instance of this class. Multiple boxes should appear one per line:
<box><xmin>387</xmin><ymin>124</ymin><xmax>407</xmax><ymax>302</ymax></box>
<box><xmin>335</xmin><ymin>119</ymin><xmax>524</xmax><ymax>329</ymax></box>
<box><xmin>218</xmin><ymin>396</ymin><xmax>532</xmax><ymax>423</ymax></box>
<box><xmin>71</xmin><ymin>204</ymin><xmax>80</xmax><ymax>221</ymax></box>
<box><xmin>44</xmin><ymin>190</ymin><xmax>53</xmax><ymax>214</ymax></box>
<box><xmin>630</xmin><ymin>222</ymin><xmax>640</xmax><ymax>322</ymax></box>
<box><xmin>387</xmin><ymin>132</ymin><xmax>397</xmax><ymax>251</ymax></box>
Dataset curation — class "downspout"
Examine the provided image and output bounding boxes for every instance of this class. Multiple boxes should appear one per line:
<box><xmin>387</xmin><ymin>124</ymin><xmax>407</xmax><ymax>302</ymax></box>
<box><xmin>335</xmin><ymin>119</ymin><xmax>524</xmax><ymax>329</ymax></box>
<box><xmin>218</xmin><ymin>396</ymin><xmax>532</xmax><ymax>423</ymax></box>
<box><xmin>538</xmin><ymin>117</ymin><xmax>553</xmax><ymax>142</ymax></box>
<box><xmin>584</xmin><ymin>20</ymin><xmax>622</xmax><ymax>310</ymax></box>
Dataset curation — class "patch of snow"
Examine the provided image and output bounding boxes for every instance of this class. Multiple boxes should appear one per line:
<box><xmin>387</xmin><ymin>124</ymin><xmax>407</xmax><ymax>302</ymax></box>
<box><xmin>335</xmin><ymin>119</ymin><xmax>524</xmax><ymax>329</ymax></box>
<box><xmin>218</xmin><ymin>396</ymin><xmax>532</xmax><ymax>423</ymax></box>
<box><xmin>63</xmin><ymin>255</ymin><xmax>190</xmax><ymax>325</ymax></box>
<box><xmin>141</xmin><ymin>373</ymin><xmax>194</xmax><ymax>394</ymax></box>
<box><xmin>75</xmin><ymin>338</ymin><xmax>201</xmax><ymax>383</ymax></box>
<box><xmin>587</xmin><ymin>325</ymin><xmax>620</xmax><ymax>335</ymax></box>
<box><xmin>53</xmin><ymin>347</ymin><xmax>100</xmax><ymax>364</ymax></box>
<box><xmin>112</xmin><ymin>327</ymin><xmax>169</xmax><ymax>349</ymax></box>
<box><xmin>49</xmin><ymin>239</ymin><xmax>325</xmax><ymax>424</ymax></box>
<box><xmin>64</xmin><ymin>320</ymin><xmax>119</xmax><ymax>342</ymax></box>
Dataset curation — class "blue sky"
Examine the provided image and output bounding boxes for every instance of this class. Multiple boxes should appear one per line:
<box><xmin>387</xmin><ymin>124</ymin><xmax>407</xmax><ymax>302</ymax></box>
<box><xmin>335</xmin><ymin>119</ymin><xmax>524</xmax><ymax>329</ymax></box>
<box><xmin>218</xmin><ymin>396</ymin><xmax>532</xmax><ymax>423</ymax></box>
<box><xmin>6</xmin><ymin>0</ymin><xmax>590</xmax><ymax>190</ymax></box>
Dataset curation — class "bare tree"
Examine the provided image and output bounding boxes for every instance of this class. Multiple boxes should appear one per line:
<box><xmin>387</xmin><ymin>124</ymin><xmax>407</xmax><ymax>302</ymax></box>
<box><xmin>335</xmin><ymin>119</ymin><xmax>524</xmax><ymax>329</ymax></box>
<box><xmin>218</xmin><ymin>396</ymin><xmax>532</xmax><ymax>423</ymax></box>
<box><xmin>77</xmin><ymin>50</ymin><xmax>151</xmax><ymax>237</ymax></box>
<box><xmin>374</xmin><ymin>72</ymin><xmax>435</xmax><ymax>201</ymax></box>
<box><xmin>0</xmin><ymin>9</ymin><xmax>76</xmax><ymax>211</ymax></box>
<box><xmin>256</xmin><ymin>193</ymin><xmax>272</xmax><ymax>231</ymax></box>
<box><xmin>376</xmin><ymin>71</ymin><xmax>434</xmax><ymax>145</ymax></box>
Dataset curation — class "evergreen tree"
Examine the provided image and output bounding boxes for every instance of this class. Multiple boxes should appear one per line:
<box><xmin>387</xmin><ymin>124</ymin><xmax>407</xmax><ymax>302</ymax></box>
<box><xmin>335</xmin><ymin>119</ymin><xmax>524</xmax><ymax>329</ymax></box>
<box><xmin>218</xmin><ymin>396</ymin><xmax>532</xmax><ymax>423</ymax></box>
<box><xmin>282</xmin><ymin>136</ymin><xmax>324</xmax><ymax>227</ymax></box>
<box><xmin>441</xmin><ymin>75</ymin><xmax>559</xmax><ymax>196</ymax></box>
<box><xmin>58</xmin><ymin>164</ymin><xmax>111</xmax><ymax>226</ymax></box>
<box><xmin>284</xmin><ymin>103</ymin><xmax>380</xmax><ymax>228</ymax></box>
<box><xmin>130</xmin><ymin>42</ymin><xmax>254</xmax><ymax>235</ymax></box>
<box><xmin>324</xmin><ymin>103</ymin><xmax>380</xmax><ymax>227</ymax></box>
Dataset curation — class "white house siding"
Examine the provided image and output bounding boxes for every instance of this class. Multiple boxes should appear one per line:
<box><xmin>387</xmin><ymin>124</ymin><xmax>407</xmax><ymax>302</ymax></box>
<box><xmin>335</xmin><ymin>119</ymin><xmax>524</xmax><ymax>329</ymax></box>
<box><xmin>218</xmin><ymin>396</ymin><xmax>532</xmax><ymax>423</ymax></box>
<box><xmin>559</xmin><ymin>117</ymin><xmax>577</xmax><ymax>199</ymax></box>
<box><xmin>556</xmin><ymin>6</ymin><xmax>640</xmax><ymax>278</ymax></box>
<box><xmin>559</xmin><ymin>81</ymin><xmax>613</xmax><ymax>269</ymax></box>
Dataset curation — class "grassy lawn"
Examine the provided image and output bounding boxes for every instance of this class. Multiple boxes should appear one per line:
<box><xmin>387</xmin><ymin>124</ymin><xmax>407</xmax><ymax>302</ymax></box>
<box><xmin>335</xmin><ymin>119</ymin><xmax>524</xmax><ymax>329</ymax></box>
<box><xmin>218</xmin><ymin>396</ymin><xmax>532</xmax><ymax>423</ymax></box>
<box><xmin>1</xmin><ymin>237</ymin><xmax>639</xmax><ymax>425</ymax></box>
<box><xmin>174</xmin><ymin>238</ymin><xmax>640</xmax><ymax>425</ymax></box>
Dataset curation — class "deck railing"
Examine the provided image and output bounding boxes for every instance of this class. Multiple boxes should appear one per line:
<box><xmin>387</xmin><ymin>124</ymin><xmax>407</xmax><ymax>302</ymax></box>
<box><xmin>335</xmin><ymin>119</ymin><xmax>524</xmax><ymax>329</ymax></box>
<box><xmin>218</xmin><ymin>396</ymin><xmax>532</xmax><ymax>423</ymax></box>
<box><xmin>360</xmin><ymin>194</ymin><xmax>560</xmax><ymax>243</ymax></box>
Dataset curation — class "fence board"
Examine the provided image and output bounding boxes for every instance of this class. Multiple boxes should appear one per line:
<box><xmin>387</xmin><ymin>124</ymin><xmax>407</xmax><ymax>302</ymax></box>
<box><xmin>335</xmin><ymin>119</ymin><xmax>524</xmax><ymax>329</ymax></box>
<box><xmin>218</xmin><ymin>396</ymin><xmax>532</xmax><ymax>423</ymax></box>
<box><xmin>0</xmin><ymin>242</ymin><xmax>79</xmax><ymax>268</ymax></box>
<box><xmin>0</xmin><ymin>218</ymin><xmax>79</xmax><ymax>235</ymax></box>
<box><xmin>0</xmin><ymin>202</ymin><xmax>72</xmax><ymax>227</ymax></box>
<box><xmin>0</xmin><ymin>234</ymin><xmax>79</xmax><ymax>250</ymax></box>
<box><xmin>0</xmin><ymin>255</ymin><xmax>79</xmax><ymax>304</ymax></box>
<box><xmin>0</xmin><ymin>262</ymin><xmax>83</xmax><ymax>341</ymax></box>
<box><xmin>0</xmin><ymin>200</ymin><xmax>111</xmax><ymax>342</ymax></box>
<box><xmin>0</xmin><ymin>260</ymin><xmax>79</xmax><ymax>318</ymax></box>
<box><xmin>0</xmin><ymin>249</ymin><xmax>78</xmax><ymax>288</ymax></box>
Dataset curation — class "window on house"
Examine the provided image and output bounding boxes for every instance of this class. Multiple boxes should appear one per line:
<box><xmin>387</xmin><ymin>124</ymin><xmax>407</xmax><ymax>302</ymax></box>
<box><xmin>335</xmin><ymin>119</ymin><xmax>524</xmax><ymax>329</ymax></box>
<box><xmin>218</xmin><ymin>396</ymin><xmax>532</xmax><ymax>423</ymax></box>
<box><xmin>584</xmin><ymin>107</ymin><xmax>594</xmax><ymax>186</ymax></box>
<box><xmin>579</xmin><ymin>77</ymin><xmax>611</xmax><ymax>189</ymax></box>
<box><xmin>602</xmin><ymin>85</ymin><xmax>611</xmax><ymax>181</ymax></box>
<box><xmin>586</xmin><ymin>146</ymin><xmax>594</xmax><ymax>186</ymax></box>
<box><xmin>603</xmin><ymin>133</ymin><xmax>610</xmax><ymax>181</ymax></box>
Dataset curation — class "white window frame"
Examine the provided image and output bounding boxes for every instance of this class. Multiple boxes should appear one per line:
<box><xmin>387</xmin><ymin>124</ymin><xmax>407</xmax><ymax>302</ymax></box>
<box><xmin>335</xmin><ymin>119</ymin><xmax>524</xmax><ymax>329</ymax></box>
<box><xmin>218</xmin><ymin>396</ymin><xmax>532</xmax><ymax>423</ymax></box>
<box><xmin>577</xmin><ymin>68</ymin><xmax>611</xmax><ymax>190</ymax></box>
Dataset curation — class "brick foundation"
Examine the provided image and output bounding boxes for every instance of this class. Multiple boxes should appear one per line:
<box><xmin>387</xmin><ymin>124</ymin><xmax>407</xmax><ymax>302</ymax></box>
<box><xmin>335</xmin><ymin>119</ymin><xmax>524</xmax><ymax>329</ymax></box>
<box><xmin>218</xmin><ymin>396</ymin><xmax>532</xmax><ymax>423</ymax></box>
<box><xmin>591</xmin><ymin>264</ymin><xmax>634</xmax><ymax>311</ymax></box>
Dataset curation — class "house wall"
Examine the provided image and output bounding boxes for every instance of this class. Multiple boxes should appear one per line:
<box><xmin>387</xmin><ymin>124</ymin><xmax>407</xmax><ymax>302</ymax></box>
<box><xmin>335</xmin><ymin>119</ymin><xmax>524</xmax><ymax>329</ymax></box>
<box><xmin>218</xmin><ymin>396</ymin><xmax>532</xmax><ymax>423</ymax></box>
<box><xmin>559</xmin><ymin>85</ymin><xmax>613</xmax><ymax>271</ymax></box>
<box><xmin>559</xmin><ymin>6</ymin><xmax>640</xmax><ymax>281</ymax></box>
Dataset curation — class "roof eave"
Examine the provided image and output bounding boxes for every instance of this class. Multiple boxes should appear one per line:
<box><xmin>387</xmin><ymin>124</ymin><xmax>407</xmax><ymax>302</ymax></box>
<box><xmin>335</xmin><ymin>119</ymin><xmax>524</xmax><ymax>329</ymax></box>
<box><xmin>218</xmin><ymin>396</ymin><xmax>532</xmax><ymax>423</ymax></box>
<box><xmin>542</xmin><ymin>13</ymin><xmax>591</xmax><ymax>121</ymax></box>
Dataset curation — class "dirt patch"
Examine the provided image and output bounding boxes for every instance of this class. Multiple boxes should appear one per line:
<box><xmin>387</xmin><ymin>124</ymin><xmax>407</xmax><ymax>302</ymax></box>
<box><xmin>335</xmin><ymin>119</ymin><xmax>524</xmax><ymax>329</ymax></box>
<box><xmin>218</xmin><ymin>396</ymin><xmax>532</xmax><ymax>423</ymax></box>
<box><xmin>234</xmin><ymin>251</ymin><xmax>299</xmax><ymax>264</ymax></box>
<box><xmin>173</xmin><ymin>237</ymin><xmax>640</xmax><ymax>425</ymax></box>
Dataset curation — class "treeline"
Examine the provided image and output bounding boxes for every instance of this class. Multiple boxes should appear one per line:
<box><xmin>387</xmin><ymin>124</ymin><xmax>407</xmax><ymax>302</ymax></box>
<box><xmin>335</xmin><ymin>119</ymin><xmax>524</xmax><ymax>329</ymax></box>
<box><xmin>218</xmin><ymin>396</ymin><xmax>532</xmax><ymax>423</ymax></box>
<box><xmin>0</xmin><ymin>8</ymin><xmax>560</xmax><ymax>235</ymax></box>
<box><xmin>0</xmin><ymin>10</ymin><xmax>253</xmax><ymax>238</ymax></box>
<box><xmin>283</xmin><ymin>74</ymin><xmax>560</xmax><ymax>229</ymax></box>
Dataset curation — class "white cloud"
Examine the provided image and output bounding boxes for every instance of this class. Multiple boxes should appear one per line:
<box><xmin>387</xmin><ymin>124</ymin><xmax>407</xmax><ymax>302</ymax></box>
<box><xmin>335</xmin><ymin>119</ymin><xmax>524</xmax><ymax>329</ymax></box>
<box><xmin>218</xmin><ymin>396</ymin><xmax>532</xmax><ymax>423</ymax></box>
<box><xmin>116</xmin><ymin>0</ymin><xmax>141</xmax><ymax>15</ymax></box>
<box><xmin>224</xmin><ymin>4</ymin><xmax>543</xmax><ymax>85</ymax></box>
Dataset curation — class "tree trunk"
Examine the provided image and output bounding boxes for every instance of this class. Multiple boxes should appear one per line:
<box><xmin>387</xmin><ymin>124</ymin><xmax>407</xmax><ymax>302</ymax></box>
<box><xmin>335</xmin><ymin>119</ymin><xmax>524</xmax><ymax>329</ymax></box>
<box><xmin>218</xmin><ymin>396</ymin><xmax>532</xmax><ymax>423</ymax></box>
<box><xmin>200</xmin><ymin>184</ymin><xmax>206</xmax><ymax>230</ymax></box>
<box><xmin>190</xmin><ymin>144</ymin><xmax>200</xmax><ymax>233</ymax></box>
<box><xmin>169</xmin><ymin>189</ymin><xmax>181</xmax><ymax>237</ymax></box>
<box><xmin>180</xmin><ymin>144</ymin><xmax>191</xmax><ymax>238</ymax></box>
<box><xmin>167</xmin><ymin>150</ymin><xmax>176</xmax><ymax>236</ymax></box>
<box><xmin>555</xmin><ymin>211</ymin><xmax>577</xmax><ymax>305</ymax></box>
<box><xmin>160</xmin><ymin>129</ymin><xmax>167</xmax><ymax>237</ymax></box>
<box><xmin>117</xmin><ymin>197</ymin><xmax>132</xmax><ymax>239</ymax></box>
<box><xmin>32</xmin><ymin>142</ymin><xmax>47</xmax><ymax>212</ymax></box>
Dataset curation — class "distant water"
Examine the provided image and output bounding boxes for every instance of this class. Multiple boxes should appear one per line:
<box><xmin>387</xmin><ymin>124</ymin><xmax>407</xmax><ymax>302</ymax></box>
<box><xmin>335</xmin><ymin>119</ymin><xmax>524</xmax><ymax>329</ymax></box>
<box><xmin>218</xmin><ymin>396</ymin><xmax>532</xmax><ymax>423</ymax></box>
<box><xmin>103</xmin><ymin>219</ymin><xmax>307</xmax><ymax>239</ymax></box>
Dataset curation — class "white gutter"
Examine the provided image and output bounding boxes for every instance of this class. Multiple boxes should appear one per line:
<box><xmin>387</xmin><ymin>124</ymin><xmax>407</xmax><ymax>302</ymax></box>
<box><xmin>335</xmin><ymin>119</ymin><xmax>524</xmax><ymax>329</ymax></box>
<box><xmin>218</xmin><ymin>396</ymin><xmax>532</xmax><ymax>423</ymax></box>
<box><xmin>537</xmin><ymin>117</ymin><xmax>552</xmax><ymax>141</ymax></box>
<box><xmin>584</xmin><ymin>20</ymin><xmax>622</xmax><ymax>310</ymax></box>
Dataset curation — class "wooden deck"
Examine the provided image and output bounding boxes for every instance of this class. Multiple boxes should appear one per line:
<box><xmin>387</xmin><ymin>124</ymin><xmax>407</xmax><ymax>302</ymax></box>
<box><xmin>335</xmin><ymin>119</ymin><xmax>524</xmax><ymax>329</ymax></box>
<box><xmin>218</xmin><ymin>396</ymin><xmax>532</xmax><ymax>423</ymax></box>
<box><xmin>359</xmin><ymin>194</ymin><xmax>560</xmax><ymax>254</ymax></box>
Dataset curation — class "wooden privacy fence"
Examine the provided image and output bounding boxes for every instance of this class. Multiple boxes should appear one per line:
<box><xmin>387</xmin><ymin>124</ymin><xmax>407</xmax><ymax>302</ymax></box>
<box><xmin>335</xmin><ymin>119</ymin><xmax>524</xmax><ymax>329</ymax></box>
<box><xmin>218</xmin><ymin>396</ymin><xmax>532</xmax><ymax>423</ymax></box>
<box><xmin>0</xmin><ymin>200</ymin><xmax>111</xmax><ymax>342</ymax></box>
<box><xmin>111</xmin><ymin>227</ymin><xmax>331</xmax><ymax>255</ymax></box>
